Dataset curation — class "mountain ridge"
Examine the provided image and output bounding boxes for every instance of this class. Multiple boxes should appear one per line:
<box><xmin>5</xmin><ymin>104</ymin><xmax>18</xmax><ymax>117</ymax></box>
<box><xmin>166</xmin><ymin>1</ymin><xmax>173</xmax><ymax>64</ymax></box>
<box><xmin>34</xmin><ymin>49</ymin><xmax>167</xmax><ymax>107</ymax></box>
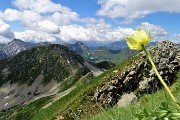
<box><xmin>0</xmin><ymin>44</ymin><xmax>101</xmax><ymax>111</ymax></box>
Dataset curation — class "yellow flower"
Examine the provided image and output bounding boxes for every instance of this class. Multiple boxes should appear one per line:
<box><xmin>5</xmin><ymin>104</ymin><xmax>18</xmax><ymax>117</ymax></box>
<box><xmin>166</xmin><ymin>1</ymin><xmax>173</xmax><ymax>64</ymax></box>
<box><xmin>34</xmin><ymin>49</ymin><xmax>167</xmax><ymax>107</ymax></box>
<box><xmin>126</xmin><ymin>28</ymin><xmax>151</xmax><ymax>50</ymax></box>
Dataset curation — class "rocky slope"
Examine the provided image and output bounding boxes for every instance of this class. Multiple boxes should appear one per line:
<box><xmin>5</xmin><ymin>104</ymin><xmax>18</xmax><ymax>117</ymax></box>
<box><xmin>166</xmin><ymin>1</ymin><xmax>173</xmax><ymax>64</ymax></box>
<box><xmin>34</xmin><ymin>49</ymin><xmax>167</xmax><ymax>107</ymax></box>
<box><xmin>93</xmin><ymin>41</ymin><xmax>180</xmax><ymax>107</ymax></box>
<box><xmin>0</xmin><ymin>44</ymin><xmax>101</xmax><ymax>111</ymax></box>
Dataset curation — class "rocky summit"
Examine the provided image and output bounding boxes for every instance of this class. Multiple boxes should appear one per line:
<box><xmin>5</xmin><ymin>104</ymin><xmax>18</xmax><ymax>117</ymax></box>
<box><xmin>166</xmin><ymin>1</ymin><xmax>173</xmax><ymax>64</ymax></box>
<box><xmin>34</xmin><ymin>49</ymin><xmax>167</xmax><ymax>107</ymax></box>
<box><xmin>93</xmin><ymin>41</ymin><xmax>180</xmax><ymax>108</ymax></box>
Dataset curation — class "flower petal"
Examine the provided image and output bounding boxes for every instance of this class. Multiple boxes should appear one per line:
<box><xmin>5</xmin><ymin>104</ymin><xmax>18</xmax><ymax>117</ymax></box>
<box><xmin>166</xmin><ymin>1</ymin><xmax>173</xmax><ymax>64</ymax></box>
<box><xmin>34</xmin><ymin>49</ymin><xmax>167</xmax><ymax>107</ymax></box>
<box><xmin>126</xmin><ymin>36</ymin><xmax>142</xmax><ymax>50</ymax></box>
<box><xmin>134</xmin><ymin>28</ymin><xmax>147</xmax><ymax>43</ymax></box>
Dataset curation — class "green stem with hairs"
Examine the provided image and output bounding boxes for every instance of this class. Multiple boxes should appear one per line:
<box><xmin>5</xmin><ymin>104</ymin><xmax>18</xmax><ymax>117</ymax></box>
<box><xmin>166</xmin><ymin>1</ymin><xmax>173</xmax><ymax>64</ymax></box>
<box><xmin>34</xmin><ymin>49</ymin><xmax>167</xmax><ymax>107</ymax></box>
<box><xmin>141</xmin><ymin>44</ymin><xmax>179</xmax><ymax>108</ymax></box>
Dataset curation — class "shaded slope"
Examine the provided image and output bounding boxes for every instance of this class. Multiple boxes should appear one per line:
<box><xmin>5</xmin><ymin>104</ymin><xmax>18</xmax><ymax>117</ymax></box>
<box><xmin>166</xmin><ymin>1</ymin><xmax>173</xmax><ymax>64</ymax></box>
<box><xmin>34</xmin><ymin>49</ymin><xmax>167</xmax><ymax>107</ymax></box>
<box><xmin>0</xmin><ymin>44</ymin><xmax>100</xmax><ymax>111</ymax></box>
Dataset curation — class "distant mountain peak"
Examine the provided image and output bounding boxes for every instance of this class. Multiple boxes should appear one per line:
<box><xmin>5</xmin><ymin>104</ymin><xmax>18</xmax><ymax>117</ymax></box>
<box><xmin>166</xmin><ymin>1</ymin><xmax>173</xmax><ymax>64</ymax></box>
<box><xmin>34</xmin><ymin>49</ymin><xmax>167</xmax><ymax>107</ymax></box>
<box><xmin>2</xmin><ymin>39</ymin><xmax>35</xmax><ymax>57</ymax></box>
<box><xmin>0</xmin><ymin>39</ymin><xmax>52</xmax><ymax>59</ymax></box>
<box><xmin>74</xmin><ymin>41</ymin><xmax>88</xmax><ymax>49</ymax></box>
<box><xmin>68</xmin><ymin>41</ymin><xmax>89</xmax><ymax>54</ymax></box>
<box><xmin>76</xmin><ymin>41</ymin><xmax>84</xmax><ymax>44</ymax></box>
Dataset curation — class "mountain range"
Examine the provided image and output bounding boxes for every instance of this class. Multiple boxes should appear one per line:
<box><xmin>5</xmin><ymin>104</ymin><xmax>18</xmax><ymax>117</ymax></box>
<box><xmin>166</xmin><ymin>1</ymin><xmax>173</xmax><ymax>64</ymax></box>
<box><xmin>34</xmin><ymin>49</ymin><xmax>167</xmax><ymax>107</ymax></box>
<box><xmin>105</xmin><ymin>40</ymin><xmax>158</xmax><ymax>50</ymax></box>
<box><xmin>68</xmin><ymin>41</ymin><xmax>141</xmax><ymax>64</ymax></box>
<box><xmin>0</xmin><ymin>40</ymin><xmax>179</xmax><ymax>120</ymax></box>
<box><xmin>0</xmin><ymin>39</ymin><xmax>141</xmax><ymax>64</ymax></box>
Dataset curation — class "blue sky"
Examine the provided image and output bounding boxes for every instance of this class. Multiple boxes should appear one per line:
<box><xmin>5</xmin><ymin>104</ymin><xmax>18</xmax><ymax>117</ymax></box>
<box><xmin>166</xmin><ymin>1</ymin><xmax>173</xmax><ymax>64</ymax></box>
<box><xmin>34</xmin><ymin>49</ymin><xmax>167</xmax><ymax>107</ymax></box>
<box><xmin>0</xmin><ymin>0</ymin><xmax>180</xmax><ymax>44</ymax></box>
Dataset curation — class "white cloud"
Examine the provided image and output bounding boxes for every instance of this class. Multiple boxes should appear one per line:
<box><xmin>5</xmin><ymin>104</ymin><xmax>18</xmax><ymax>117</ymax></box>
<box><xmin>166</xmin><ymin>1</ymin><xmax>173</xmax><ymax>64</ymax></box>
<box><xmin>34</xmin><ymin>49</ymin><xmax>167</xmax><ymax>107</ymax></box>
<box><xmin>0</xmin><ymin>20</ymin><xmax>14</xmax><ymax>43</ymax></box>
<box><xmin>59</xmin><ymin>25</ymin><xmax>91</xmax><ymax>42</ymax></box>
<box><xmin>2</xmin><ymin>9</ymin><xmax>43</xmax><ymax>27</ymax></box>
<box><xmin>59</xmin><ymin>23</ymin><xmax>134</xmax><ymax>42</ymax></box>
<box><xmin>97</xmin><ymin>0</ymin><xmax>180</xmax><ymax>20</ymax></box>
<box><xmin>14</xmin><ymin>30</ymin><xmax>58</xmax><ymax>43</ymax></box>
<box><xmin>37</xmin><ymin>20</ymin><xmax>60</xmax><ymax>34</ymax></box>
<box><xmin>48</xmin><ymin>12</ymin><xmax>79</xmax><ymax>25</ymax></box>
<box><xmin>12</xmin><ymin>0</ymin><xmax>80</xmax><ymax>25</ymax></box>
<box><xmin>13</xmin><ymin>0</ymin><xmax>62</xmax><ymax>13</ymax></box>
<box><xmin>3</xmin><ymin>9</ymin><xmax>20</xmax><ymax>21</ymax></box>
<box><xmin>139</xmin><ymin>22</ymin><xmax>168</xmax><ymax>40</ymax></box>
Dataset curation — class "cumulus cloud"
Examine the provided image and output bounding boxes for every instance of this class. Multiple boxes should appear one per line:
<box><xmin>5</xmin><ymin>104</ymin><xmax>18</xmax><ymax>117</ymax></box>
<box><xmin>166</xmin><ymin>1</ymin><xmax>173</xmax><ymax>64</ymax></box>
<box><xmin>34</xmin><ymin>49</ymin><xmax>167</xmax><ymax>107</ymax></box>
<box><xmin>48</xmin><ymin>12</ymin><xmax>79</xmax><ymax>25</ymax></box>
<box><xmin>97</xmin><ymin>0</ymin><xmax>180</xmax><ymax>20</ymax></box>
<box><xmin>3</xmin><ymin>9</ymin><xmax>21</xmax><ymax>21</ymax></box>
<box><xmin>139</xmin><ymin>22</ymin><xmax>168</xmax><ymax>40</ymax></box>
<box><xmin>37</xmin><ymin>20</ymin><xmax>60</xmax><ymax>34</ymax></box>
<box><xmin>2</xmin><ymin>9</ymin><xmax>43</xmax><ymax>28</ymax></box>
<box><xmin>13</xmin><ymin>0</ymin><xmax>62</xmax><ymax>13</ymax></box>
<box><xmin>59</xmin><ymin>23</ymin><xmax>134</xmax><ymax>42</ymax></box>
<box><xmin>0</xmin><ymin>20</ymin><xmax>14</xmax><ymax>43</ymax></box>
<box><xmin>14</xmin><ymin>30</ymin><xmax>58</xmax><ymax>43</ymax></box>
<box><xmin>12</xmin><ymin>0</ymin><xmax>80</xmax><ymax>25</ymax></box>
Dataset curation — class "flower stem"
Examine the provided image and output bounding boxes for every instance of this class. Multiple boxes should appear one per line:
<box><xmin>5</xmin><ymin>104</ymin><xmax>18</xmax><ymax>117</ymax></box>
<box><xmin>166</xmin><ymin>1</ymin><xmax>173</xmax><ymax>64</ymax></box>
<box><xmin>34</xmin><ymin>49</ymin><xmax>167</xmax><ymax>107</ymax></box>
<box><xmin>141</xmin><ymin>45</ymin><xmax>179</xmax><ymax>108</ymax></box>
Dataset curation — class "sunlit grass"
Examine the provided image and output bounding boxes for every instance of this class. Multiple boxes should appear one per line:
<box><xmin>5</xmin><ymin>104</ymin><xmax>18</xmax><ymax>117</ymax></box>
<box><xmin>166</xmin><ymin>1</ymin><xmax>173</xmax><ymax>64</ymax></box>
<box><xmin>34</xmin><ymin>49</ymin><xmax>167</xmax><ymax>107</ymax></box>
<box><xmin>90</xmin><ymin>71</ymin><xmax>180</xmax><ymax>120</ymax></box>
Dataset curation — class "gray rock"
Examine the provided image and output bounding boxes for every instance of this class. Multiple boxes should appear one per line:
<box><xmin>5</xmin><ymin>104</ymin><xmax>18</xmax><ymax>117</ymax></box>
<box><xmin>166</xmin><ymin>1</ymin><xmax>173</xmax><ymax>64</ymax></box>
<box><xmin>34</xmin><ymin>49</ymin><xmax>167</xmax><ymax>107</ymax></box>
<box><xmin>117</xmin><ymin>92</ymin><xmax>137</xmax><ymax>107</ymax></box>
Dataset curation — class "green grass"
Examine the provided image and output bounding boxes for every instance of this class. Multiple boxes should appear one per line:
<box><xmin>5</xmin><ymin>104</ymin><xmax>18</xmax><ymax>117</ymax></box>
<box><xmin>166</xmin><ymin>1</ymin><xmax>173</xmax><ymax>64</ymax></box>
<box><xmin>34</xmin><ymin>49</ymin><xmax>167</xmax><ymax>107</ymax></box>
<box><xmin>31</xmin><ymin>55</ymin><xmax>143</xmax><ymax>120</ymax></box>
<box><xmin>58</xmin><ymin>67</ymin><xmax>91</xmax><ymax>93</ymax></box>
<box><xmin>0</xmin><ymin>96</ymin><xmax>53</xmax><ymax>120</ymax></box>
<box><xmin>90</xmin><ymin>71</ymin><xmax>180</xmax><ymax>120</ymax></box>
<box><xmin>14</xmin><ymin>96</ymin><xmax>53</xmax><ymax>120</ymax></box>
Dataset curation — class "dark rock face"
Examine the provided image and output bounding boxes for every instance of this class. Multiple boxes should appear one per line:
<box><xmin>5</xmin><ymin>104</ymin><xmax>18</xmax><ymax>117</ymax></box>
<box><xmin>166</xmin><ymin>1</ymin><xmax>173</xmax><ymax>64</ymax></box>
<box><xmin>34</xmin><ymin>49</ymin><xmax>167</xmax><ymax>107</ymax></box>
<box><xmin>93</xmin><ymin>41</ymin><xmax>180</xmax><ymax>107</ymax></box>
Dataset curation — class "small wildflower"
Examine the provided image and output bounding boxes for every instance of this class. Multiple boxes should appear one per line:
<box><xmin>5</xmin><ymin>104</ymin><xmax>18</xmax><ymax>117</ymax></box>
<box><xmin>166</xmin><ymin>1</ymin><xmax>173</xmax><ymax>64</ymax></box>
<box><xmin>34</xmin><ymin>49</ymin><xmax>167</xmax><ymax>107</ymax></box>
<box><xmin>126</xmin><ymin>28</ymin><xmax>150</xmax><ymax>50</ymax></box>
